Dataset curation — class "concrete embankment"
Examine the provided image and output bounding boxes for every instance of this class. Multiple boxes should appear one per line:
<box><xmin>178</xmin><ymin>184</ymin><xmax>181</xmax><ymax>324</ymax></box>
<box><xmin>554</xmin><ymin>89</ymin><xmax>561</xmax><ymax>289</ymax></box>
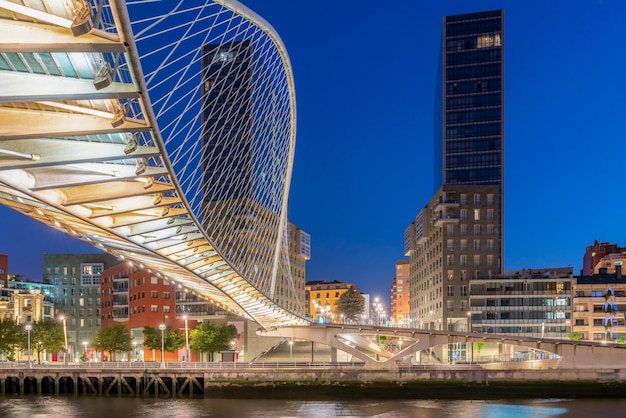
<box><xmin>1</xmin><ymin>367</ymin><xmax>625</xmax><ymax>398</ymax></box>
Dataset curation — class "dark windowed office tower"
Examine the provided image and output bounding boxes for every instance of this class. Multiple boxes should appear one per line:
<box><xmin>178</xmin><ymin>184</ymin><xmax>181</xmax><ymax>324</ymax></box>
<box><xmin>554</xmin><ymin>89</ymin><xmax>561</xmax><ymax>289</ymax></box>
<box><xmin>406</xmin><ymin>10</ymin><xmax>504</xmax><ymax>334</ymax></box>
<box><xmin>199</xmin><ymin>40</ymin><xmax>308</xmax><ymax>320</ymax></box>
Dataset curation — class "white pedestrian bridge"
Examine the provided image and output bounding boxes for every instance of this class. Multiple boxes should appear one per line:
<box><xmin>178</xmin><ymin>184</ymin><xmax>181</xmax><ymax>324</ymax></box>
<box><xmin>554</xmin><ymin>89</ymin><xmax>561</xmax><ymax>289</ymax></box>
<box><xmin>0</xmin><ymin>0</ymin><xmax>307</xmax><ymax>328</ymax></box>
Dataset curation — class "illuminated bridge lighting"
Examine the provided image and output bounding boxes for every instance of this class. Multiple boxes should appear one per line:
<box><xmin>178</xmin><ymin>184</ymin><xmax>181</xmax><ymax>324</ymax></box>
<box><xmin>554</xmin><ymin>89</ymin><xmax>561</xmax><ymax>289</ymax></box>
<box><xmin>0</xmin><ymin>0</ymin><xmax>308</xmax><ymax>328</ymax></box>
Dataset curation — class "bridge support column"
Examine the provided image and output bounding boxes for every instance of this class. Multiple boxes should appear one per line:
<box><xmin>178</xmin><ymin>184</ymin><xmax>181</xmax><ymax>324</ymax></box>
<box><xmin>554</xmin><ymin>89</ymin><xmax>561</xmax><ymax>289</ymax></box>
<box><xmin>330</xmin><ymin>347</ymin><xmax>337</xmax><ymax>362</ymax></box>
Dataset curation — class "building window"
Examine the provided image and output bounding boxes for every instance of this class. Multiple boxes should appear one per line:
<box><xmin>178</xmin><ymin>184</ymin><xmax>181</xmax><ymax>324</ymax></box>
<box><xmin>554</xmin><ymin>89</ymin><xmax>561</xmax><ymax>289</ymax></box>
<box><xmin>447</xmin><ymin>239</ymin><xmax>454</xmax><ymax>251</ymax></box>
<box><xmin>474</xmin><ymin>225</ymin><xmax>481</xmax><ymax>235</ymax></box>
<box><xmin>460</xmin><ymin>194</ymin><xmax>467</xmax><ymax>205</ymax></box>
<box><xmin>460</xmin><ymin>225</ymin><xmax>467</xmax><ymax>235</ymax></box>
<box><xmin>460</xmin><ymin>209</ymin><xmax>467</xmax><ymax>220</ymax></box>
<box><xmin>591</xmin><ymin>290</ymin><xmax>603</xmax><ymax>297</ymax></box>
<box><xmin>447</xmin><ymin>285</ymin><xmax>454</xmax><ymax>296</ymax></box>
<box><xmin>487</xmin><ymin>224</ymin><xmax>494</xmax><ymax>235</ymax></box>
<box><xmin>474</xmin><ymin>255</ymin><xmax>481</xmax><ymax>266</ymax></box>
<box><xmin>487</xmin><ymin>254</ymin><xmax>494</xmax><ymax>266</ymax></box>
<box><xmin>151</xmin><ymin>276</ymin><xmax>158</xmax><ymax>284</ymax></box>
<box><xmin>474</xmin><ymin>194</ymin><xmax>481</xmax><ymax>205</ymax></box>
<box><xmin>487</xmin><ymin>239</ymin><xmax>494</xmax><ymax>251</ymax></box>
<box><xmin>474</xmin><ymin>209</ymin><xmax>480</xmax><ymax>221</ymax></box>
<box><xmin>460</xmin><ymin>271</ymin><xmax>467</xmax><ymax>281</ymax></box>
<box><xmin>447</xmin><ymin>301</ymin><xmax>454</xmax><ymax>312</ymax></box>
<box><xmin>460</xmin><ymin>255</ymin><xmax>467</xmax><ymax>266</ymax></box>
<box><xmin>460</xmin><ymin>285</ymin><xmax>468</xmax><ymax>296</ymax></box>
<box><xmin>151</xmin><ymin>305</ymin><xmax>158</xmax><ymax>312</ymax></box>
<box><xmin>447</xmin><ymin>255</ymin><xmax>454</xmax><ymax>266</ymax></box>
<box><xmin>487</xmin><ymin>194</ymin><xmax>494</xmax><ymax>205</ymax></box>
<box><xmin>460</xmin><ymin>239</ymin><xmax>467</xmax><ymax>251</ymax></box>
<box><xmin>163</xmin><ymin>305</ymin><xmax>170</xmax><ymax>313</ymax></box>
<box><xmin>151</xmin><ymin>291</ymin><xmax>158</xmax><ymax>298</ymax></box>
<box><xmin>163</xmin><ymin>292</ymin><xmax>170</xmax><ymax>299</ymax></box>
<box><xmin>487</xmin><ymin>209</ymin><xmax>494</xmax><ymax>221</ymax></box>
<box><xmin>447</xmin><ymin>270</ymin><xmax>454</xmax><ymax>281</ymax></box>
<box><xmin>473</xmin><ymin>239</ymin><xmax>481</xmax><ymax>251</ymax></box>
<box><xmin>447</xmin><ymin>224</ymin><xmax>454</xmax><ymax>235</ymax></box>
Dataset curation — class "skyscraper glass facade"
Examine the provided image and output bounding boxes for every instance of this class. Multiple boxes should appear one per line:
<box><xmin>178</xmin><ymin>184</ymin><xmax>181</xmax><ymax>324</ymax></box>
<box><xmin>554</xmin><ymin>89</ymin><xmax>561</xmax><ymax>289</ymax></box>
<box><xmin>434</xmin><ymin>10</ymin><xmax>504</xmax><ymax>189</ymax></box>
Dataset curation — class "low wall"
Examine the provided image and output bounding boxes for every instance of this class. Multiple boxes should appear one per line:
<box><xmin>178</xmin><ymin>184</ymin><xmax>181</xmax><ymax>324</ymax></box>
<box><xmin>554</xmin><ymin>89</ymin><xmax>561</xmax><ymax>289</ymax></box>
<box><xmin>1</xmin><ymin>367</ymin><xmax>625</xmax><ymax>398</ymax></box>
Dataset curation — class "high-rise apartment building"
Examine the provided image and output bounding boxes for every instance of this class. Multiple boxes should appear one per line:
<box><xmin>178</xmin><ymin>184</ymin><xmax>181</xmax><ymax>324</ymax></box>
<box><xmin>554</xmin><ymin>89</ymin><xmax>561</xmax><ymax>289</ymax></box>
<box><xmin>44</xmin><ymin>253</ymin><xmax>118</xmax><ymax>361</ymax></box>
<box><xmin>572</xmin><ymin>266</ymin><xmax>625</xmax><ymax>342</ymax></box>
<box><xmin>406</xmin><ymin>10</ymin><xmax>504</xmax><ymax>330</ymax></box>
<box><xmin>390</xmin><ymin>260</ymin><xmax>410</xmax><ymax>326</ymax></box>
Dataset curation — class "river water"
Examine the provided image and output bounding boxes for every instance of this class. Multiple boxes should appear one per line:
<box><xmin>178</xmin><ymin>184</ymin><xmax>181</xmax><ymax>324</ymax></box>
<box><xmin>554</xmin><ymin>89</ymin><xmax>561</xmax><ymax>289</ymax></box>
<box><xmin>1</xmin><ymin>397</ymin><xmax>625</xmax><ymax>418</ymax></box>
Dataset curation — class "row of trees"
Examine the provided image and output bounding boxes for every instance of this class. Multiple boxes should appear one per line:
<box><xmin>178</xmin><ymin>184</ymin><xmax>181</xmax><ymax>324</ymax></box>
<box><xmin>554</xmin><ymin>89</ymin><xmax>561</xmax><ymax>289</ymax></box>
<box><xmin>92</xmin><ymin>322</ymin><xmax>237</xmax><ymax>362</ymax></box>
<box><xmin>0</xmin><ymin>318</ymin><xmax>64</xmax><ymax>362</ymax></box>
<box><xmin>0</xmin><ymin>318</ymin><xmax>237</xmax><ymax>363</ymax></box>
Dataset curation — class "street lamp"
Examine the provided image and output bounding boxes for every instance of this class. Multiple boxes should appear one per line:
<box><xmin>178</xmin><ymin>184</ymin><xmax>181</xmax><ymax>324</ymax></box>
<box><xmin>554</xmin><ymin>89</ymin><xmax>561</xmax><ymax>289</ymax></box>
<box><xmin>183</xmin><ymin>315</ymin><xmax>190</xmax><ymax>362</ymax></box>
<box><xmin>467</xmin><ymin>311</ymin><xmax>472</xmax><ymax>333</ymax></box>
<box><xmin>159</xmin><ymin>323</ymin><xmax>166</xmax><ymax>368</ymax></box>
<box><xmin>60</xmin><ymin>316</ymin><xmax>68</xmax><ymax>365</ymax></box>
<box><xmin>25</xmin><ymin>324</ymin><xmax>32</xmax><ymax>368</ymax></box>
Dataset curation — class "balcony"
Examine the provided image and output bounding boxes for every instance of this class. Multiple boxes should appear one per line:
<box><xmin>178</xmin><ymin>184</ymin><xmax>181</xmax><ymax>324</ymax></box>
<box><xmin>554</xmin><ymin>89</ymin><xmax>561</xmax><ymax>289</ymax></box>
<box><xmin>433</xmin><ymin>199</ymin><xmax>459</xmax><ymax>212</ymax></box>
<box><xmin>434</xmin><ymin>214</ymin><xmax>459</xmax><ymax>227</ymax></box>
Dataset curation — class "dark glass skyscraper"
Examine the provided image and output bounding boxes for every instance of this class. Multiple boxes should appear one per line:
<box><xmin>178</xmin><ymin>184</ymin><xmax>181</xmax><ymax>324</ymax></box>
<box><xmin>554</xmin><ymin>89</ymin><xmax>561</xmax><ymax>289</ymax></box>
<box><xmin>435</xmin><ymin>10</ymin><xmax>504</xmax><ymax>189</ymax></box>
<box><xmin>406</xmin><ymin>10</ymin><xmax>505</xmax><ymax>333</ymax></box>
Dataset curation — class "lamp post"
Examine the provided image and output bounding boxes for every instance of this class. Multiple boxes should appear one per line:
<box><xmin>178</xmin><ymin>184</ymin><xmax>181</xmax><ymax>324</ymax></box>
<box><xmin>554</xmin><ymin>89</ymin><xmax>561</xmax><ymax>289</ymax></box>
<box><xmin>60</xmin><ymin>316</ymin><xmax>68</xmax><ymax>365</ymax></box>
<box><xmin>183</xmin><ymin>315</ymin><xmax>190</xmax><ymax>362</ymax></box>
<box><xmin>289</xmin><ymin>339</ymin><xmax>293</xmax><ymax>359</ymax></box>
<box><xmin>159</xmin><ymin>323</ymin><xmax>166</xmax><ymax>368</ymax></box>
<box><xmin>83</xmin><ymin>341</ymin><xmax>88</xmax><ymax>360</ymax></box>
<box><xmin>25</xmin><ymin>324</ymin><xmax>32</xmax><ymax>368</ymax></box>
<box><xmin>467</xmin><ymin>311</ymin><xmax>472</xmax><ymax>332</ymax></box>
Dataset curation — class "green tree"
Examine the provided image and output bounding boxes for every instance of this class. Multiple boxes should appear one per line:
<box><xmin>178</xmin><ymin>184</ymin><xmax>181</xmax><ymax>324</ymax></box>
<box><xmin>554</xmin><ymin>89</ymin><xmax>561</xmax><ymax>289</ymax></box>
<box><xmin>31</xmin><ymin>319</ymin><xmax>65</xmax><ymax>363</ymax></box>
<box><xmin>143</xmin><ymin>325</ymin><xmax>185</xmax><ymax>361</ymax></box>
<box><xmin>567</xmin><ymin>332</ymin><xmax>582</xmax><ymax>341</ymax></box>
<box><xmin>92</xmin><ymin>324</ymin><xmax>132</xmax><ymax>361</ymax></box>
<box><xmin>336</xmin><ymin>288</ymin><xmax>365</xmax><ymax>321</ymax></box>
<box><xmin>190</xmin><ymin>322</ymin><xmax>237</xmax><ymax>361</ymax></box>
<box><xmin>0</xmin><ymin>318</ymin><xmax>22</xmax><ymax>360</ymax></box>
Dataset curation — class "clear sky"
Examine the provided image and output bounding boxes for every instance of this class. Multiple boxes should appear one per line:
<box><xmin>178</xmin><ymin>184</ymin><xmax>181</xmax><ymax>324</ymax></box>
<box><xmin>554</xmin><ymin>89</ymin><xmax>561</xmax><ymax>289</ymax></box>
<box><xmin>1</xmin><ymin>0</ymin><xmax>625</xmax><ymax>304</ymax></box>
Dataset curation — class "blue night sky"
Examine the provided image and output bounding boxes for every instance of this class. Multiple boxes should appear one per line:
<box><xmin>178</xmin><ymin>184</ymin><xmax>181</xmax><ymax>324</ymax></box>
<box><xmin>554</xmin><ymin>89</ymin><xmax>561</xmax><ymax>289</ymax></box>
<box><xmin>1</xmin><ymin>0</ymin><xmax>625</xmax><ymax>303</ymax></box>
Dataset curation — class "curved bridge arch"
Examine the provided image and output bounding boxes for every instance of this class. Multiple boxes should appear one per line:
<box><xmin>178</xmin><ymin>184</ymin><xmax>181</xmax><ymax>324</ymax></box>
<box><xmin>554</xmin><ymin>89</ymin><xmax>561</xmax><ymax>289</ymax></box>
<box><xmin>0</xmin><ymin>0</ymin><xmax>308</xmax><ymax>328</ymax></box>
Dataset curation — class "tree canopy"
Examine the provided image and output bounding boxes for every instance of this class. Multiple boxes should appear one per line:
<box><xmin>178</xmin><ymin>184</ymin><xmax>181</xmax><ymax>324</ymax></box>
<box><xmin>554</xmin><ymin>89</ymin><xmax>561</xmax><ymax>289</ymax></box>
<box><xmin>190</xmin><ymin>322</ymin><xmax>237</xmax><ymax>356</ymax></box>
<box><xmin>336</xmin><ymin>288</ymin><xmax>365</xmax><ymax>321</ymax></box>
<box><xmin>92</xmin><ymin>324</ymin><xmax>132</xmax><ymax>361</ymax></box>
<box><xmin>143</xmin><ymin>325</ymin><xmax>184</xmax><ymax>354</ymax></box>
<box><xmin>30</xmin><ymin>318</ymin><xmax>65</xmax><ymax>363</ymax></box>
<box><xmin>0</xmin><ymin>318</ymin><xmax>22</xmax><ymax>360</ymax></box>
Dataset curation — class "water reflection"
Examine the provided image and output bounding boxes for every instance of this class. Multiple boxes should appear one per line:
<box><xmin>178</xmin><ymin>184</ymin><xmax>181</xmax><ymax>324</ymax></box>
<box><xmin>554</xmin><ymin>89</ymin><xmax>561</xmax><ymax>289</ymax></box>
<box><xmin>0</xmin><ymin>397</ymin><xmax>625</xmax><ymax>417</ymax></box>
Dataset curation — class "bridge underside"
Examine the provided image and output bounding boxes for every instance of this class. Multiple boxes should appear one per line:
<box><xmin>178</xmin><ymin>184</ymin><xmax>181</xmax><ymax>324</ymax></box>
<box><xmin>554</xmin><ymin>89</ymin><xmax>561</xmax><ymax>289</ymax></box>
<box><xmin>260</xmin><ymin>324</ymin><xmax>626</xmax><ymax>370</ymax></box>
<box><xmin>0</xmin><ymin>0</ymin><xmax>308</xmax><ymax>328</ymax></box>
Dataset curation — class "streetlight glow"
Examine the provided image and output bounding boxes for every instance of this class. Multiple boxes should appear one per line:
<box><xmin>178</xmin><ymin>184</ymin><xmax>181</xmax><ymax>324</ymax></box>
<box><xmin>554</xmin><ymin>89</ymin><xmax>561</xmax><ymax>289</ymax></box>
<box><xmin>25</xmin><ymin>324</ymin><xmax>32</xmax><ymax>368</ymax></box>
<box><xmin>183</xmin><ymin>315</ymin><xmax>190</xmax><ymax>362</ymax></box>
<box><xmin>159</xmin><ymin>323</ymin><xmax>166</xmax><ymax>368</ymax></box>
<box><xmin>59</xmin><ymin>316</ymin><xmax>68</xmax><ymax>365</ymax></box>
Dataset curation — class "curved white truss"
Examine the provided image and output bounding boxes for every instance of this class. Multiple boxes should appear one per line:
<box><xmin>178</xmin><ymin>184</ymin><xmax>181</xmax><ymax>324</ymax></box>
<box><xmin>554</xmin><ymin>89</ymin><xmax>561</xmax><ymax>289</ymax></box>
<box><xmin>0</xmin><ymin>0</ymin><xmax>308</xmax><ymax>328</ymax></box>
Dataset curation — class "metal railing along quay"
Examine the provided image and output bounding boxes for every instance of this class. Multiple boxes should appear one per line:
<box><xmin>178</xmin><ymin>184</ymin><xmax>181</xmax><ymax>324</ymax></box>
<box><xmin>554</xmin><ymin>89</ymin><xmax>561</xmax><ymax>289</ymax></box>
<box><xmin>0</xmin><ymin>361</ymin><xmax>491</xmax><ymax>371</ymax></box>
